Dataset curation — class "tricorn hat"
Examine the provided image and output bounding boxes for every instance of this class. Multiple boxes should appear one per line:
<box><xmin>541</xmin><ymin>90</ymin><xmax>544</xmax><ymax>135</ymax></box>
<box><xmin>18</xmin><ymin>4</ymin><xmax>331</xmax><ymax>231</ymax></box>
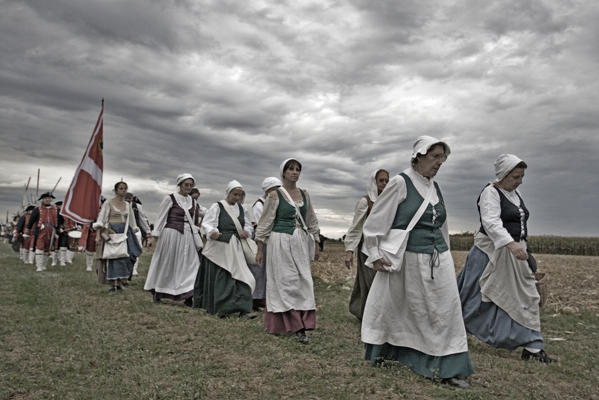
<box><xmin>38</xmin><ymin>192</ymin><xmax>56</xmax><ymax>200</ymax></box>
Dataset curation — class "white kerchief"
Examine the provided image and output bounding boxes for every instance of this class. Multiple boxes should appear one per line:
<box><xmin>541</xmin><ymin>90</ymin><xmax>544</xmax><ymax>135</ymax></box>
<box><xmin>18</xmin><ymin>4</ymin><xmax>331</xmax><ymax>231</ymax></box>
<box><xmin>261</xmin><ymin>177</ymin><xmax>282</xmax><ymax>192</ymax></box>
<box><xmin>176</xmin><ymin>173</ymin><xmax>195</xmax><ymax>186</ymax></box>
<box><xmin>411</xmin><ymin>136</ymin><xmax>451</xmax><ymax>161</ymax></box>
<box><xmin>494</xmin><ymin>154</ymin><xmax>523</xmax><ymax>181</ymax></box>
<box><xmin>367</xmin><ymin>169</ymin><xmax>387</xmax><ymax>202</ymax></box>
<box><xmin>279</xmin><ymin>158</ymin><xmax>302</xmax><ymax>178</ymax></box>
<box><xmin>225</xmin><ymin>180</ymin><xmax>243</xmax><ymax>196</ymax></box>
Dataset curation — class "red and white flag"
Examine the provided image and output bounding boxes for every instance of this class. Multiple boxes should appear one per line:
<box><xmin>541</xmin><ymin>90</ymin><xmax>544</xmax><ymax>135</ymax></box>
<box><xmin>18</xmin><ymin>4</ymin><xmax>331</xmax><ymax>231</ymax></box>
<box><xmin>61</xmin><ymin>103</ymin><xmax>104</xmax><ymax>224</ymax></box>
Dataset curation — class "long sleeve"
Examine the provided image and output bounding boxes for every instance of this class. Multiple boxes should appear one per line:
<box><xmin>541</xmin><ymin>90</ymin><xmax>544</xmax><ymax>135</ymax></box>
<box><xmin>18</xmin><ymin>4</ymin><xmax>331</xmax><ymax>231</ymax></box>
<box><xmin>242</xmin><ymin>205</ymin><xmax>253</xmax><ymax>235</ymax></box>
<box><xmin>254</xmin><ymin>193</ymin><xmax>278</xmax><ymax>243</ymax></box>
<box><xmin>201</xmin><ymin>203</ymin><xmax>221</xmax><ymax>238</ymax></box>
<box><xmin>27</xmin><ymin>208</ymin><xmax>39</xmax><ymax>230</ymax></box>
<box><xmin>479</xmin><ymin>185</ymin><xmax>515</xmax><ymax>249</ymax></box>
<box><xmin>151</xmin><ymin>195</ymin><xmax>172</xmax><ymax>237</ymax></box>
<box><xmin>136</xmin><ymin>204</ymin><xmax>151</xmax><ymax>234</ymax></box>
<box><xmin>344</xmin><ymin>197</ymin><xmax>369</xmax><ymax>252</ymax></box>
<box><xmin>127</xmin><ymin>202</ymin><xmax>139</xmax><ymax>232</ymax></box>
<box><xmin>362</xmin><ymin>175</ymin><xmax>407</xmax><ymax>261</ymax></box>
<box><xmin>302</xmin><ymin>189</ymin><xmax>320</xmax><ymax>239</ymax></box>
<box><xmin>92</xmin><ymin>202</ymin><xmax>110</xmax><ymax>230</ymax></box>
<box><xmin>252</xmin><ymin>199</ymin><xmax>264</xmax><ymax>223</ymax></box>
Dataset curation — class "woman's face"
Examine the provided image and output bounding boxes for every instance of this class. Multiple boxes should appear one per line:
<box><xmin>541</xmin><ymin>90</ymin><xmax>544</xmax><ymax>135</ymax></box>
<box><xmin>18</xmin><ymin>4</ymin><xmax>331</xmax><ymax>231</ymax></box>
<box><xmin>283</xmin><ymin>162</ymin><xmax>301</xmax><ymax>183</ymax></box>
<box><xmin>179</xmin><ymin>179</ymin><xmax>194</xmax><ymax>195</ymax></box>
<box><xmin>375</xmin><ymin>171</ymin><xmax>389</xmax><ymax>194</ymax></box>
<box><xmin>227</xmin><ymin>188</ymin><xmax>243</xmax><ymax>204</ymax></box>
<box><xmin>115</xmin><ymin>183</ymin><xmax>128</xmax><ymax>197</ymax></box>
<box><xmin>415</xmin><ymin>144</ymin><xmax>446</xmax><ymax>178</ymax></box>
<box><xmin>499</xmin><ymin>168</ymin><xmax>525</xmax><ymax>191</ymax></box>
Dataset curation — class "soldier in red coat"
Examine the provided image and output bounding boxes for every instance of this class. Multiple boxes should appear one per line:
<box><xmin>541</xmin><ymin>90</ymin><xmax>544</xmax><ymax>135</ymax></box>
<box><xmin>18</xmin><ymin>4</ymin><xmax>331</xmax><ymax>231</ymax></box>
<box><xmin>16</xmin><ymin>205</ymin><xmax>35</xmax><ymax>263</ymax></box>
<box><xmin>27</xmin><ymin>192</ymin><xmax>59</xmax><ymax>272</ymax></box>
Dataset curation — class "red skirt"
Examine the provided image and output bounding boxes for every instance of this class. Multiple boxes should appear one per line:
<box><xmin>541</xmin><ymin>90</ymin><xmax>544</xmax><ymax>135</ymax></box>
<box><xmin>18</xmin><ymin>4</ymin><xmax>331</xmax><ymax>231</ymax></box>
<box><xmin>264</xmin><ymin>309</ymin><xmax>316</xmax><ymax>334</ymax></box>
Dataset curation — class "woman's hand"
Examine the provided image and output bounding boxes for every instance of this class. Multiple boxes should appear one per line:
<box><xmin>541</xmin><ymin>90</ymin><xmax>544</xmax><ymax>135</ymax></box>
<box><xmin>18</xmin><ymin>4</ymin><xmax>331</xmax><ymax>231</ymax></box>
<box><xmin>256</xmin><ymin>249</ymin><xmax>264</xmax><ymax>266</ymax></box>
<box><xmin>239</xmin><ymin>231</ymin><xmax>249</xmax><ymax>239</ymax></box>
<box><xmin>344</xmin><ymin>251</ymin><xmax>353</xmax><ymax>269</ymax></box>
<box><xmin>210</xmin><ymin>232</ymin><xmax>221</xmax><ymax>240</ymax></box>
<box><xmin>373</xmin><ymin>258</ymin><xmax>391</xmax><ymax>272</ymax></box>
<box><xmin>507</xmin><ymin>241</ymin><xmax>528</xmax><ymax>260</ymax></box>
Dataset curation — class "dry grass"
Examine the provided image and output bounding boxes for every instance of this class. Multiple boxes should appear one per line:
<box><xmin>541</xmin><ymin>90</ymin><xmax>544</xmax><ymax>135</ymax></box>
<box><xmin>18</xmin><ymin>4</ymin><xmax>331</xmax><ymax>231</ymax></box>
<box><xmin>1</xmin><ymin>241</ymin><xmax>598</xmax><ymax>399</ymax></box>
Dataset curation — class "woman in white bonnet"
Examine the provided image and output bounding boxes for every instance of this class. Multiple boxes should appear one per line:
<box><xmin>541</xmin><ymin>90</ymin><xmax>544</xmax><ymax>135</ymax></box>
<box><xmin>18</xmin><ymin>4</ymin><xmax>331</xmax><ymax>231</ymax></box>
<box><xmin>144</xmin><ymin>173</ymin><xmax>201</xmax><ymax>305</ymax></box>
<box><xmin>457</xmin><ymin>154</ymin><xmax>555</xmax><ymax>363</ymax></box>
<box><xmin>360</xmin><ymin>136</ymin><xmax>473</xmax><ymax>388</ymax></box>
<box><xmin>193</xmin><ymin>180</ymin><xmax>256</xmax><ymax>318</ymax></box>
<box><xmin>343</xmin><ymin>168</ymin><xmax>389</xmax><ymax>321</ymax></box>
<box><xmin>255</xmin><ymin>158</ymin><xmax>320</xmax><ymax>344</ymax></box>
<box><xmin>248</xmin><ymin>177</ymin><xmax>282</xmax><ymax>311</ymax></box>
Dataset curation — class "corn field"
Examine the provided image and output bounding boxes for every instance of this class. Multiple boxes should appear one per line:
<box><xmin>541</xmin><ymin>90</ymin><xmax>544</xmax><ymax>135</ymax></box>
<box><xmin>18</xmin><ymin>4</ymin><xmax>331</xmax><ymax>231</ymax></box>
<box><xmin>449</xmin><ymin>233</ymin><xmax>599</xmax><ymax>256</ymax></box>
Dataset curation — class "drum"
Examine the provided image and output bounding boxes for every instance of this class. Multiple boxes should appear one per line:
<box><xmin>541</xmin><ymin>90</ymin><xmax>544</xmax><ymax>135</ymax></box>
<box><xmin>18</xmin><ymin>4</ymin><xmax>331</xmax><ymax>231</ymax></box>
<box><xmin>68</xmin><ymin>230</ymin><xmax>82</xmax><ymax>251</ymax></box>
<box><xmin>68</xmin><ymin>230</ymin><xmax>82</xmax><ymax>239</ymax></box>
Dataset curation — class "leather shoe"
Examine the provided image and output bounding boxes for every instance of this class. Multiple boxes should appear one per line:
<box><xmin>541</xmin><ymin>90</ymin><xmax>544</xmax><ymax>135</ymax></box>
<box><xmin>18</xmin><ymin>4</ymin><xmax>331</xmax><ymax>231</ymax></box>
<box><xmin>441</xmin><ymin>378</ymin><xmax>470</xmax><ymax>389</ymax></box>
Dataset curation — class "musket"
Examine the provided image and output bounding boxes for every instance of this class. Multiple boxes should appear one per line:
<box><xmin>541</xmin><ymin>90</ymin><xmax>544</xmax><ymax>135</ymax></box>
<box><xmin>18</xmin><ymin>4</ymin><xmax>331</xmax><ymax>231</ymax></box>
<box><xmin>50</xmin><ymin>177</ymin><xmax>62</xmax><ymax>195</ymax></box>
<box><xmin>22</xmin><ymin>176</ymin><xmax>31</xmax><ymax>209</ymax></box>
<box><xmin>36</xmin><ymin>168</ymin><xmax>40</xmax><ymax>199</ymax></box>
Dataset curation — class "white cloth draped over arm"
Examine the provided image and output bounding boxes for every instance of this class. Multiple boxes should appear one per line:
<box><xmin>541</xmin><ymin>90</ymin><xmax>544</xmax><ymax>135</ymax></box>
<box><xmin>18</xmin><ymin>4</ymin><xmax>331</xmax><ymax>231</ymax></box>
<box><xmin>151</xmin><ymin>195</ymin><xmax>172</xmax><ymax>237</ymax></box>
<box><xmin>362</xmin><ymin>175</ymin><xmax>407</xmax><ymax>261</ymax></box>
<box><xmin>254</xmin><ymin>193</ymin><xmax>279</xmax><ymax>243</ymax></box>
<box><xmin>92</xmin><ymin>201</ymin><xmax>110</xmax><ymax>230</ymax></box>
<box><xmin>302</xmin><ymin>189</ymin><xmax>320</xmax><ymax>240</ymax></box>
<box><xmin>344</xmin><ymin>197</ymin><xmax>369</xmax><ymax>252</ymax></box>
<box><xmin>201</xmin><ymin>203</ymin><xmax>221</xmax><ymax>239</ymax></box>
<box><xmin>479</xmin><ymin>185</ymin><xmax>515</xmax><ymax>249</ymax></box>
<box><xmin>127</xmin><ymin>202</ymin><xmax>139</xmax><ymax>232</ymax></box>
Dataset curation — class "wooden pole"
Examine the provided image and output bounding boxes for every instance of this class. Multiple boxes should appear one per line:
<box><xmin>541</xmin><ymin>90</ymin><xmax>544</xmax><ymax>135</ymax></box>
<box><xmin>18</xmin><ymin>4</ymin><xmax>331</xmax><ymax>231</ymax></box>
<box><xmin>22</xmin><ymin>177</ymin><xmax>31</xmax><ymax>208</ymax></box>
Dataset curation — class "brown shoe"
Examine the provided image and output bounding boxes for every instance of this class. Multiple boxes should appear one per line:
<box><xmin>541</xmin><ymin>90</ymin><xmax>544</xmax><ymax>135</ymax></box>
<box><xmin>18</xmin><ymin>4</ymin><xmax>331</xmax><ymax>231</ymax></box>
<box><xmin>521</xmin><ymin>349</ymin><xmax>556</xmax><ymax>364</ymax></box>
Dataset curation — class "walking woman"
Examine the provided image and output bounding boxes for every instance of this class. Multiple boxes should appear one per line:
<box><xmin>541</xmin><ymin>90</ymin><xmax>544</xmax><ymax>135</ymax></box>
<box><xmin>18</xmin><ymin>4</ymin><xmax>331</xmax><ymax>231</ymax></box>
<box><xmin>344</xmin><ymin>169</ymin><xmax>389</xmax><ymax>321</ymax></box>
<box><xmin>193</xmin><ymin>180</ymin><xmax>256</xmax><ymax>318</ymax></box>
<box><xmin>361</xmin><ymin>136</ymin><xmax>473</xmax><ymax>388</ymax></box>
<box><xmin>255</xmin><ymin>158</ymin><xmax>320</xmax><ymax>344</ymax></box>
<box><xmin>144</xmin><ymin>174</ymin><xmax>201</xmax><ymax>305</ymax></box>
<box><xmin>457</xmin><ymin>154</ymin><xmax>555</xmax><ymax>363</ymax></box>
<box><xmin>93</xmin><ymin>181</ymin><xmax>142</xmax><ymax>292</ymax></box>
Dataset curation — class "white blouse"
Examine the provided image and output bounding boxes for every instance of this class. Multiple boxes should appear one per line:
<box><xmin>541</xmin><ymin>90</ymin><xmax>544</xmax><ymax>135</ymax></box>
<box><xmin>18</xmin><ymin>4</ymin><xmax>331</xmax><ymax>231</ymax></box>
<box><xmin>201</xmin><ymin>201</ymin><xmax>252</xmax><ymax>239</ymax></box>
<box><xmin>344</xmin><ymin>197</ymin><xmax>369</xmax><ymax>252</ymax></box>
<box><xmin>362</xmin><ymin>167</ymin><xmax>448</xmax><ymax>262</ymax></box>
<box><xmin>151</xmin><ymin>193</ymin><xmax>193</xmax><ymax>237</ymax></box>
<box><xmin>478</xmin><ymin>184</ymin><xmax>524</xmax><ymax>249</ymax></box>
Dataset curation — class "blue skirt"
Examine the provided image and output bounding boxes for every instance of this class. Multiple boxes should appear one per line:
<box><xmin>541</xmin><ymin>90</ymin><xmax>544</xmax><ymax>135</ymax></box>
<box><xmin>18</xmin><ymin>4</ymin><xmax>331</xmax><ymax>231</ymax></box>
<box><xmin>457</xmin><ymin>246</ymin><xmax>543</xmax><ymax>350</ymax></box>
<box><xmin>106</xmin><ymin>223</ymin><xmax>142</xmax><ymax>281</ymax></box>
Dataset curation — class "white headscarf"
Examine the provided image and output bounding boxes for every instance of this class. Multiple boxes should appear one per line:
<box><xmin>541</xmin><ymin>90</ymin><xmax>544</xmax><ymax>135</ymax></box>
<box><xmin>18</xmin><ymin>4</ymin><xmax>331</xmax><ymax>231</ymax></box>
<box><xmin>176</xmin><ymin>173</ymin><xmax>195</xmax><ymax>186</ymax></box>
<box><xmin>494</xmin><ymin>154</ymin><xmax>524</xmax><ymax>181</ymax></box>
<box><xmin>367</xmin><ymin>169</ymin><xmax>388</xmax><ymax>202</ymax></box>
<box><xmin>225</xmin><ymin>180</ymin><xmax>243</xmax><ymax>196</ymax></box>
<box><xmin>411</xmin><ymin>135</ymin><xmax>451</xmax><ymax>161</ymax></box>
<box><xmin>261</xmin><ymin>177</ymin><xmax>282</xmax><ymax>192</ymax></box>
<box><xmin>279</xmin><ymin>158</ymin><xmax>302</xmax><ymax>178</ymax></box>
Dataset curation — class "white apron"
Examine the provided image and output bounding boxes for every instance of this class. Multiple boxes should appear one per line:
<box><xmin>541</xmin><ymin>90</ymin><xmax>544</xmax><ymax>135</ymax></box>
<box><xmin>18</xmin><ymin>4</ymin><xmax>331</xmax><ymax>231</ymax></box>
<box><xmin>202</xmin><ymin>236</ymin><xmax>256</xmax><ymax>293</ymax></box>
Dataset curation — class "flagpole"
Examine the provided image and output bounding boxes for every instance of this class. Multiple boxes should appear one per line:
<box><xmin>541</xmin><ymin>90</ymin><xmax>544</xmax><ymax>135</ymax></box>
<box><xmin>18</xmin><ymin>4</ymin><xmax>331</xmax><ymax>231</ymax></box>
<box><xmin>36</xmin><ymin>168</ymin><xmax>40</xmax><ymax>200</ymax></box>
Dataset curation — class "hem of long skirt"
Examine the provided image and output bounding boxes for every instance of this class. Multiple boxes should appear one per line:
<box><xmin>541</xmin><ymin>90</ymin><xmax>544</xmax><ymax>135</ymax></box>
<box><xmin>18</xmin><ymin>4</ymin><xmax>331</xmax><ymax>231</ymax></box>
<box><xmin>364</xmin><ymin>343</ymin><xmax>474</xmax><ymax>379</ymax></box>
<box><xmin>264</xmin><ymin>309</ymin><xmax>316</xmax><ymax>334</ymax></box>
<box><xmin>149</xmin><ymin>289</ymin><xmax>194</xmax><ymax>301</ymax></box>
<box><xmin>106</xmin><ymin>276</ymin><xmax>130</xmax><ymax>281</ymax></box>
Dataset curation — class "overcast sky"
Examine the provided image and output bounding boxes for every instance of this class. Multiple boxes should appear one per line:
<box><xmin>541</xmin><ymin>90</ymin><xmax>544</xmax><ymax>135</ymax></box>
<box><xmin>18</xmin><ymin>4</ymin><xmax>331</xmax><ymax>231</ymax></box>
<box><xmin>1</xmin><ymin>0</ymin><xmax>598</xmax><ymax>237</ymax></box>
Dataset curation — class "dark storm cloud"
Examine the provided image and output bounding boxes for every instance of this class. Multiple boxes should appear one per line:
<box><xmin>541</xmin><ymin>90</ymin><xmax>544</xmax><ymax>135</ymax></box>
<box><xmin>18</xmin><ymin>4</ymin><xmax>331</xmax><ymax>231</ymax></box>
<box><xmin>1</xmin><ymin>0</ymin><xmax>598</xmax><ymax>237</ymax></box>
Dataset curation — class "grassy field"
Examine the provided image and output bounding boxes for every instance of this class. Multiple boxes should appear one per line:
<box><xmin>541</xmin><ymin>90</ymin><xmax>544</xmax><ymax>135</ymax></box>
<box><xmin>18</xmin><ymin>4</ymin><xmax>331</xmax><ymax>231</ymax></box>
<box><xmin>1</xmin><ymin>241</ymin><xmax>598</xmax><ymax>399</ymax></box>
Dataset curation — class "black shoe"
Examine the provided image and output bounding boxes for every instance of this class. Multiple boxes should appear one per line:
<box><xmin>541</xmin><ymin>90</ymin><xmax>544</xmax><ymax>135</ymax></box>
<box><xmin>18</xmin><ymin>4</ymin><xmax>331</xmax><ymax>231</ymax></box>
<box><xmin>521</xmin><ymin>349</ymin><xmax>555</xmax><ymax>364</ymax></box>
<box><xmin>295</xmin><ymin>331</ymin><xmax>309</xmax><ymax>344</ymax></box>
<box><xmin>441</xmin><ymin>378</ymin><xmax>471</xmax><ymax>389</ymax></box>
<box><xmin>184</xmin><ymin>297</ymin><xmax>193</xmax><ymax>307</ymax></box>
<box><xmin>152</xmin><ymin>293</ymin><xmax>161</xmax><ymax>303</ymax></box>
<box><xmin>108</xmin><ymin>287</ymin><xmax>117</xmax><ymax>293</ymax></box>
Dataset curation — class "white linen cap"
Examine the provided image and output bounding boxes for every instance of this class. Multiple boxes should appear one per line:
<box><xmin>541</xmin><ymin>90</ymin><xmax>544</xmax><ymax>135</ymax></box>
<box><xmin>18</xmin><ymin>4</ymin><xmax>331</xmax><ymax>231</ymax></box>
<box><xmin>494</xmin><ymin>154</ymin><xmax>524</xmax><ymax>181</ymax></box>
<box><xmin>411</xmin><ymin>136</ymin><xmax>451</xmax><ymax>161</ymax></box>
<box><xmin>367</xmin><ymin>169</ymin><xmax>388</xmax><ymax>202</ymax></box>
<box><xmin>261</xmin><ymin>177</ymin><xmax>282</xmax><ymax>192</ymax></box>
<box><xmin>176</xmin><ymin>173</ymin><xmax>195</xmax><ymax>186</ymax></box>
<box><xmin>225</xmin><ymin>180</ymin><xmax>243</xmax><ymax>196</ymax></box>
<box><xmin>279</xmin><ymin>158</ymin><xmax>302</xmax><ymax>178</ymax></box>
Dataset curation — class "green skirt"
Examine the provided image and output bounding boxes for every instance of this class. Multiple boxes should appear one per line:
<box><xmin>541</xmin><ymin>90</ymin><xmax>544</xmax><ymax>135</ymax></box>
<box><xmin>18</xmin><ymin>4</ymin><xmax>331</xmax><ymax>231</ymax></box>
<box><xmin>192</xmin><ymin>257</ymin><xmax>252</xmax><ymax>317</ymax></box>
<box><xmin>365</xmin><ymin>343</ymin><xmax>474</xmax><ymax>379</ymax></box>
